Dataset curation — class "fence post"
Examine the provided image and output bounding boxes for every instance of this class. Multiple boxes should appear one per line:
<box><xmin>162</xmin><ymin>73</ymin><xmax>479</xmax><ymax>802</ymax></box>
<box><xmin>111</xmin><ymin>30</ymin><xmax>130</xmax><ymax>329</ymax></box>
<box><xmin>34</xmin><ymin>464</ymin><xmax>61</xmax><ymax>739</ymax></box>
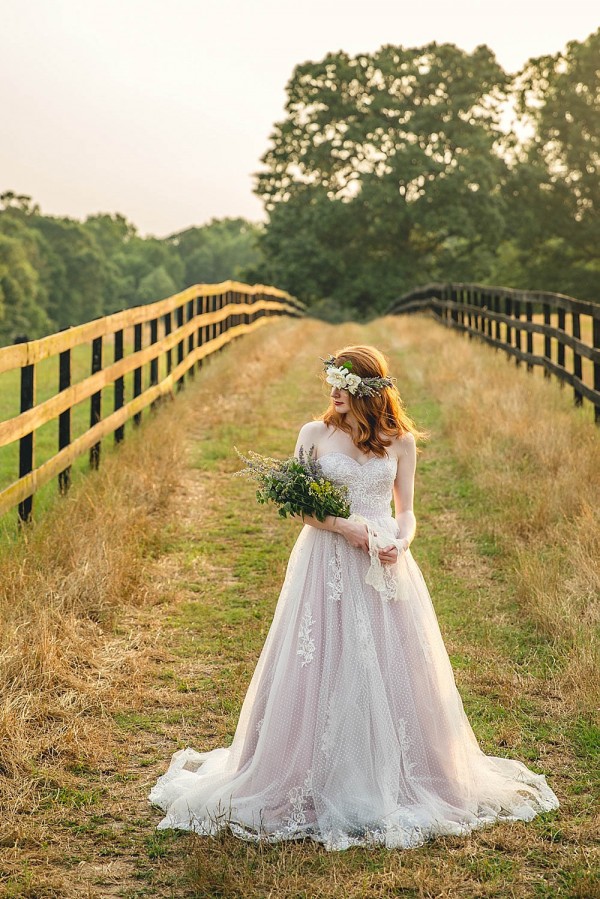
<box><xmin>451</xmin><ymin>287</ymin><xmax>458</xmax><ymax>326</ymax></box>
<box><xmin>15</xmin><ymin>335</ymin><xmax>34</xmax><ymax>524</ymax></box>
<box><xmin>114</xmin><ymin>326</ymin><xmax>125</xmax><ymax>443</ymax></box>
<box><xmin>213</xmin><ymin>294</ymin><xmax>219</xmax><ymax>345</ymax></box>
<box><xmin>543</xmin><ymin>303</ymin><xmax>551</xmax><ymax>378</ymax></box>
<box><xmin>505</xmin><ymin>296</ymin><xmax>513</xmax><ymax>358</ymax></box>
<box><xmin>572</xmin><ymin>312</ymin><xmax>583</xmax><ymax>406</ymax></box>
<box><xmin>556</xmin><ymin>307</ymin><xmax>566</xmax><ymax>386</ymax></box>
<box><xmin>494</xmin><ymin>294</ymin><xmax>501</xmax><ymax>343</ymax></box>
<box><xmin>150</xmin><ymin>316</ymin><xmax>159</xmax><ymax>407</ymax></box>
<box><xmin>186</xmin><ymin>298</ymin><xmax>195</xmax><ymax>379</ymax></box>
<box><xmin>196</xmin><ymin>294</ymin><xmax>204</xmax><ymax>370</ymax></box>
<box><xmin>58</xmin><ymin>327</ymin><xmax>72</xmax><ymax>493</ymax></box>
<box><xmin>464</xmin><ymin>288</ymin><xmax>472</xmax><ymax>338</ymax></box>
<box><xmin>514</xmin><ymin>299</ymin><xmax>522</xmax><ymax>366</ymax></box>
<box><xmin>526</xmin><ymin>302</ymin><xmax>534</xmax><ymax>371</ymax></box>
<box><xmin>164</xmin><ymin>312</ymin><xmax>172</xmax><ymax>377</ymax></box>
<box><xmin>204</xmin><ymin>296</ymin><xmax>210</xmax><ymax>349</ymax></box>
<box><xmin>133</xmin><ymin>322</ymin><xmax>143</xmax><ymax>423</ymax></box>
<box><xmin>89</xmin><ymin>334</ymin><xmax>103</xmax><ymax>469</ymax></box>
<box><xmin>176</xmin><ymin>304</ymin><xmax>185</xmax><ymax>391</ymax></box>
<box><xmin>219</xmin><ymin>292</ymin><xmax>226</xmax><ymax>343</ymax></box>
<box><xmin>593</xmin><ymin>317</ymin><xmax>600</xmax><ymax>424</ymax></box>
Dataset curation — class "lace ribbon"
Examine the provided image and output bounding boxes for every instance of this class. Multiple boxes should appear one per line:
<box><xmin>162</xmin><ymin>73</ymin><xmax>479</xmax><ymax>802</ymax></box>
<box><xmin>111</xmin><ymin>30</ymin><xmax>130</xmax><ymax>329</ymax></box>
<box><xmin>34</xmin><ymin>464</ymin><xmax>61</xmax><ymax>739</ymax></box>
<box><xmin>348</xmin><ymin>513</ymin><xmax>408</xmax><ymax>602</ymax></box>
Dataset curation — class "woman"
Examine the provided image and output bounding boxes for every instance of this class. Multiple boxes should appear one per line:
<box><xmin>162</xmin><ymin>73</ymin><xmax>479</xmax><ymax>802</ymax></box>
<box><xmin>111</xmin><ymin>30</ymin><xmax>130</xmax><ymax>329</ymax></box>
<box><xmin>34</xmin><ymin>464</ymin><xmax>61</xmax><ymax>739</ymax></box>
<box><xmin>148</xmin><ymin>344</ymin><xmax>559</xmax><ymax>851</ymax></box>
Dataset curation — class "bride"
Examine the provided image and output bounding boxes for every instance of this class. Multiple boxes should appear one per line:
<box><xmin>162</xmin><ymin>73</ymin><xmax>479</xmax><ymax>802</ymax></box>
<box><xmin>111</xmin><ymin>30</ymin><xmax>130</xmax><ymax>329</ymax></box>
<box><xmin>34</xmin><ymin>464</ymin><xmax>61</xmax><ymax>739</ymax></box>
<box><xmin>148</xmin><ymin>344</ymin><xmax>559</xmax><ymax>851</ymax></box>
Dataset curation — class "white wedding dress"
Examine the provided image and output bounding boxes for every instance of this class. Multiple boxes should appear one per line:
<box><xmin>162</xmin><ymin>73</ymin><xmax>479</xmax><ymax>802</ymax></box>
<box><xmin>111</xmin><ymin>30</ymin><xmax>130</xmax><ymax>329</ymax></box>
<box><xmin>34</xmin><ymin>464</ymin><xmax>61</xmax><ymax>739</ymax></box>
<box><xmin>148</xmin><ymin>452</ymin><xmax>559</xmax><ymax>851</ymax></box>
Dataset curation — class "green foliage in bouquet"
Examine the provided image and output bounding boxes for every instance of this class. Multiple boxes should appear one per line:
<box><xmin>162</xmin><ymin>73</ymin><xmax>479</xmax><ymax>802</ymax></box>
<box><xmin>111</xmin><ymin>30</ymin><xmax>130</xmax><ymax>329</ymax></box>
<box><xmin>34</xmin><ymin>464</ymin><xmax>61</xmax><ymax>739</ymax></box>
<box><xmin>234</xmin><ymin>445</ymin><xmax>351</xmax><ymax>521</ymax></box>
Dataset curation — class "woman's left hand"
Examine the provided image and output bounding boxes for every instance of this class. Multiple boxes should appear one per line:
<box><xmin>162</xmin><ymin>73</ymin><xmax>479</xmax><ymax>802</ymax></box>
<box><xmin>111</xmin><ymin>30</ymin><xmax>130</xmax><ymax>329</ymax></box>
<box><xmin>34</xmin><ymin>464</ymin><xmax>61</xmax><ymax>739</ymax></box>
<box><xmin>377</xmin><ymin>544</ymin><xmax>399</xmax><ymax>565</ymax></box>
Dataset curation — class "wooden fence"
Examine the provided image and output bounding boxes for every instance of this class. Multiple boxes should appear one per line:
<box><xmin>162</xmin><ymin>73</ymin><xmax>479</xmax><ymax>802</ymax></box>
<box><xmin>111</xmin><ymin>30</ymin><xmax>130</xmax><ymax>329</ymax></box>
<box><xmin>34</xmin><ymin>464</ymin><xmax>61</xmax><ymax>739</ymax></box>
<box><xmin>0</xmin><ymin>280</ymin><xmax>304</xmax><ymax>523</ymax></box>
<box><xmin>387</xmin><ymin>282</ymin><xmax>600</xmax><ymax>423</ymax></box>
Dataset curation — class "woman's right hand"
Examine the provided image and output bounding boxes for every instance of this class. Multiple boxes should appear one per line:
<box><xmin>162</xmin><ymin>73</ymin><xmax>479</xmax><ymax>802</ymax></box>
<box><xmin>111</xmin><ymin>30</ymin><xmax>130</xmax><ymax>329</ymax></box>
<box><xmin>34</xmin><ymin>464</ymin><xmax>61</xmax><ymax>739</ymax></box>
<box><xmin>336</xmin><ymin>518</ymin><xmax>370</xmax><ymax>552</ymax></box>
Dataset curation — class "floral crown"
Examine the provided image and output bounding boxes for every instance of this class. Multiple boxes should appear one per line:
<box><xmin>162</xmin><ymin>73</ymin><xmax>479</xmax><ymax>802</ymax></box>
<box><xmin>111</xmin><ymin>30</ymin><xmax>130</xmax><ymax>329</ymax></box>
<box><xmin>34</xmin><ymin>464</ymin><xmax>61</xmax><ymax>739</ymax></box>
<box><xmin>321</xmin><ymin>354</ymin><xmax>395</xmax><ymax>398</ymax></box>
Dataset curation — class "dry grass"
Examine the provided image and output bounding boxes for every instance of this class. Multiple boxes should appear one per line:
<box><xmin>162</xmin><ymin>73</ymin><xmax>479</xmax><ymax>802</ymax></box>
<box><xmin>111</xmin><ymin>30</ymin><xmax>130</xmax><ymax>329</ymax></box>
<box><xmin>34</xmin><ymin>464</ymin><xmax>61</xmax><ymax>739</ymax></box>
<box><xmin>380</xmin><ymin>313</ymin><xmax>599</xmax><ymax>711</ymax></box>
<box><xmin>0</xmin><ymin>387</ymin><xmax>190</xmax><ymax>849</ymax></box>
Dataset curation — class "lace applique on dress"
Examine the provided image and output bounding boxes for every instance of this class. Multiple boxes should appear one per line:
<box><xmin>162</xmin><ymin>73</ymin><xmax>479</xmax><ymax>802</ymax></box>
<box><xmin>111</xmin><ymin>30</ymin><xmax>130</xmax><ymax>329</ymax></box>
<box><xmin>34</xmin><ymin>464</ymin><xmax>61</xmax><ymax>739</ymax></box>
<box><xmin>297</xmin><ymin>602</ymin><xmax>316</xmax><ymax>666</ymax></box>
<box><xmin>283</xmin><ymin>769</ymin><xmax>314</xmax><ymax>832</ymax></box>
<box><xmin>397</xmin><ymin>717</ymin><xmax>418</xmax><ymax>776</ymax></box>
<box><xmin>256</xmin><ymin>717</ymin><xmax>264</xmax><ymax>736</ymax></box>
<box><xmin>320</xmin><ymin>698</ymin><xmax>335</xmax><ymax>759</ymax></box>
<box><xmin>326</xmin><ymin>538</ymin><xmax>343</xmax><ymax>602</ymax></box>
<box><xmin>354</xmin><ymin>602</ymin><xmax>379</xmax><ymax>673</ymax></box>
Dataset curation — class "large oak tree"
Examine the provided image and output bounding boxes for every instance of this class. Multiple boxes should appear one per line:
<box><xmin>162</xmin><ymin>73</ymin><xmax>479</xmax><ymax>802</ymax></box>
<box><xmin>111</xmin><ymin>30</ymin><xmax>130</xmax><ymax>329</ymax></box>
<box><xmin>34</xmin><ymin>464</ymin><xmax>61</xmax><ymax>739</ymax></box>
<box><xmin>253</xmin><ymin>42</ymin><xmax>510</xmax><ymax>314</ymax></box>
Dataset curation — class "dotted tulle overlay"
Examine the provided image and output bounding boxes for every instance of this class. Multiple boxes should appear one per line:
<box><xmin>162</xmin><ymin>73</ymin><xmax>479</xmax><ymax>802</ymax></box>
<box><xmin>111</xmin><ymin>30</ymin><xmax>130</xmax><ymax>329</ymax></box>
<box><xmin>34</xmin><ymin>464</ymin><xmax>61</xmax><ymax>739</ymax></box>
<box><xmin>148</xmin><ymin>452</ymin><xmax>559</xmax><ymax>851</ymax></box>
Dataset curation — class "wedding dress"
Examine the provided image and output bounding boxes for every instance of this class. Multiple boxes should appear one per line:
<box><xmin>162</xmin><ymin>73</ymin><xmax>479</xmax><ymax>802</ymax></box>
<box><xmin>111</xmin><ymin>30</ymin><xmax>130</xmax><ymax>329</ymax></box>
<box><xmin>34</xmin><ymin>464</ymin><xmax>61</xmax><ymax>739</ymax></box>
<box><xmin>148</xmin><ymin>452</ymin><xmax>559</xmax><ymax>851</ymax></box>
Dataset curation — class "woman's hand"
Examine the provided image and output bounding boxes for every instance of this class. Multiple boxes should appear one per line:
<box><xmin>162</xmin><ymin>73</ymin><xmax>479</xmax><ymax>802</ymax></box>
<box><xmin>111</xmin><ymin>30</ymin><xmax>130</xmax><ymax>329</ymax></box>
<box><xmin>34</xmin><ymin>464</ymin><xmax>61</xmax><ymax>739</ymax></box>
<box><xmin>336</xmin><ymin>518</ymin><xmax>370</xmax><ymax>552</ymax></box>
<box><xmin>378</xmin><ymin>536</ymin><xmax>410</xmax><ymax>564</ymax></box>
<box><xmin>377</xmin><ymin>544</ymin><xmax>399</xmax><ymax>565</ymax></box>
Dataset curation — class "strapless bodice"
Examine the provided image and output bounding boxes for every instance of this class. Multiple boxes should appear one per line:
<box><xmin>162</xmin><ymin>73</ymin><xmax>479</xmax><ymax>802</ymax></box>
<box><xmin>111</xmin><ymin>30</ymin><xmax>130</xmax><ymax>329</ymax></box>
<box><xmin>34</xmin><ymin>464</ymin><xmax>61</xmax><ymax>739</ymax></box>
<box><xmin>317</xmin><ymin>452</ymin><xmax>397</xmax><ymax>520</ymax></box>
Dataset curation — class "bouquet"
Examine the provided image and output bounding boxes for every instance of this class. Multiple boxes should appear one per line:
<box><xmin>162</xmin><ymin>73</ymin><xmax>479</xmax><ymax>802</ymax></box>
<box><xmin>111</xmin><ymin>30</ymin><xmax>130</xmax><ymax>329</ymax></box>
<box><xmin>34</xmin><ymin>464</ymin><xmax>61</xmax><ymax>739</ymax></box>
<box><xmin>233</xmin><ymin>445</ymin><xmax>351</xmax><ymax>522</ymax></box>
<box><xmin>234</xmin><ymin>444</ymin><xmax>409</xmax><ymax>604</ymax></box>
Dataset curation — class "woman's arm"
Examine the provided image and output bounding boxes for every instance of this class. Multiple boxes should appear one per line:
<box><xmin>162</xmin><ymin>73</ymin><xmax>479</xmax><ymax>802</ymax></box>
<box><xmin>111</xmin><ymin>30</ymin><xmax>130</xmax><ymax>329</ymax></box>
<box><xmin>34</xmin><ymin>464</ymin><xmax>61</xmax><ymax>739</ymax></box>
<box><xmin>392</xmin><ymin>431</ymin><xmax>417</xmax><ymax>552</ymax></box>
<box><xmin>372</xmin><ymin>433</ymin><xmax>417</xmax><ymax>564</ymax></box>
<box><xmin>293</xmin><ymin>422</ymin><xmax>370</xmax><ymax>551</ymax></box>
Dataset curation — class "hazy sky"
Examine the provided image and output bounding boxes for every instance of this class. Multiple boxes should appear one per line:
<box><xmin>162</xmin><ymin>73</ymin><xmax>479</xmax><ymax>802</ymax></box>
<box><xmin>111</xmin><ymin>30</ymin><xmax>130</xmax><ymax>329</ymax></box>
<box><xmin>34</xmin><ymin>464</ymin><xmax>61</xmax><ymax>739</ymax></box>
<box><xmin>2</xmin><ymin>0</ymin><xmax>597</xmax><ymax>237</ymax></box>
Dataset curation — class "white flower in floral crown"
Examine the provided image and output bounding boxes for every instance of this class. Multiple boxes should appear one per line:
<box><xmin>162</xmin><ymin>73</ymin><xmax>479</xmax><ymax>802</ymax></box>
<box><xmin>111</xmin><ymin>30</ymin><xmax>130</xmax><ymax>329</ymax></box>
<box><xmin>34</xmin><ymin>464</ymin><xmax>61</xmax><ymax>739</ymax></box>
<box><xmin>344</xmin><ymin>372</ymin><xmax>362</xmax><ymax>394</ymax></box>
<box><xmin>325</xmin><ymin>366</ymin><xmax>352</xmax><ymax>390</ymax></box>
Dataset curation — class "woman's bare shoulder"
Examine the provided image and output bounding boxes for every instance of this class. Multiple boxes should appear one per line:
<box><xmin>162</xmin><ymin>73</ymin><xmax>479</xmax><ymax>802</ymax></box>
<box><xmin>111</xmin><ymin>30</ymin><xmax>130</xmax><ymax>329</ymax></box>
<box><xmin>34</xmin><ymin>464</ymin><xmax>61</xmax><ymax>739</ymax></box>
<box><xmin>298</xmin><ymin>420</ymin><xmax>329</xmax><ymax>438</ymax></box>
<box><xmin>388</xmin><ymin>430</ymin><xmax>416</xmax><ymax>457</ymax></box>
<box><xmin>300</xmin><ymin>421</ymin><xmax>327</xmax><ymax>434</ymax></box>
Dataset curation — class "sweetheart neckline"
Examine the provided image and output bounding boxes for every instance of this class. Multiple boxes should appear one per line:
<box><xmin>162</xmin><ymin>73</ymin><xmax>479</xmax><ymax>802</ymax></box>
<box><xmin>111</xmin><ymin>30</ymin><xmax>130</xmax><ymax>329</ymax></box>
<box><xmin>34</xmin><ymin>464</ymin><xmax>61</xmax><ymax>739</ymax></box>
<box><xmin>317</xmin><ymin>451</ymin><xmax>397</xmax><ymax>470</ymax></box>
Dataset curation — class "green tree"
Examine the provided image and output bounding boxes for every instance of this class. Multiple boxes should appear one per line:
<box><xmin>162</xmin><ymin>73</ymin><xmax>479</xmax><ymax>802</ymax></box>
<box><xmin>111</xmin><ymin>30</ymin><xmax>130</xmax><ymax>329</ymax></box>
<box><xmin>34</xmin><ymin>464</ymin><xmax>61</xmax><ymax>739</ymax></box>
<box><xmin>30</xmin><ymin>217</ymin><xmax>108</xmax><ymax>327</ymax></box>
<box><xmin>0</xmin><ymin>190</ymin><xmax>41</xmax><ymax>216</ymax></box>
<box><xmin>502</xmin><ymin>28</ymin><xmax>600</xmax><ymax>299</ymax></box>
<box><xmin>136</xmin><ymin>265</ymin><xmax>178</xmax><ymax>304</ymax></box>
<box><xmin>253</xmin><ymin>42</ymin><xmax>509</xmax><ymax>312</ymax></box>
<box><xmin>167</xmin><ymin>217</ymin><xmax>263</xmax><ymax>286</ymax></box>
<box><xmin>0</xmin><ymin>230</ymin><xmax>52</xmax><ymax>343</ymax></box>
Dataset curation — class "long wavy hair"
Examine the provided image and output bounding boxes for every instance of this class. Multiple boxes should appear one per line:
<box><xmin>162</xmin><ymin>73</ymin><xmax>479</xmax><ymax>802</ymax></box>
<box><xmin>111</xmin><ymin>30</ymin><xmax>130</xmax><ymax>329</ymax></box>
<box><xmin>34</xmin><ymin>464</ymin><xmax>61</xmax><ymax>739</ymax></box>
<box><xmin>318</xmin><ymin>345</ymin><xmax>427</xmax><ymax>457</ymax></box>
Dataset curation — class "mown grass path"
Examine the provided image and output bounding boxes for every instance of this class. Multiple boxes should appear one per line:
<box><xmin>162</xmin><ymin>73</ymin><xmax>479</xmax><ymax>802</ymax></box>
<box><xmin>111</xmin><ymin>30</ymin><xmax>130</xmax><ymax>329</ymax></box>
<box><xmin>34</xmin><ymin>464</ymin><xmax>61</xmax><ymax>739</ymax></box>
<box><xmin>4</xmin><ymin>316</ymin><xmax>597</xmax><ymax>898</ymax></box>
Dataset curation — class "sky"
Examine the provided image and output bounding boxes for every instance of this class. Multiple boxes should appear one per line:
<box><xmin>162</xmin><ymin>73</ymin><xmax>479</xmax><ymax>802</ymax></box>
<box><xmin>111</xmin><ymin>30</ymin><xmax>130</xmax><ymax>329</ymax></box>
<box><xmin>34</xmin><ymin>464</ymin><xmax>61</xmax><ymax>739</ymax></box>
<box><xmin>1</xmin><ymin>0</ymin><xmax>598</xmax><ymax>238</ymax></box>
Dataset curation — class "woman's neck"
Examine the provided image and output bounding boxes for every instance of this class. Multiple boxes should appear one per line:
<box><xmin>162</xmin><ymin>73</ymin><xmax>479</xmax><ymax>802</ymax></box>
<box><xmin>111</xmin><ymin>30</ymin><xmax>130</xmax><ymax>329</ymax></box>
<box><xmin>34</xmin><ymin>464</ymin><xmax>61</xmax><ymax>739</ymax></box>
<box><xmin>343</xmin><ymin>412</ymin><xmax>359</xmax><ymax>437</ymax></box>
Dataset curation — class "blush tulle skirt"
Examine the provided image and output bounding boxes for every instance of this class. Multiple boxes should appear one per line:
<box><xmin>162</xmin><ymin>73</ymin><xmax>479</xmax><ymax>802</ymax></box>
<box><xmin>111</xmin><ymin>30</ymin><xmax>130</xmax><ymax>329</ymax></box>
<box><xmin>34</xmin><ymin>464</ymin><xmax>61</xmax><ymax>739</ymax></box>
<box><xmin>148</xmin><ymin>519</ymin><xmax>559</xmax><ymax>851</ymax></box>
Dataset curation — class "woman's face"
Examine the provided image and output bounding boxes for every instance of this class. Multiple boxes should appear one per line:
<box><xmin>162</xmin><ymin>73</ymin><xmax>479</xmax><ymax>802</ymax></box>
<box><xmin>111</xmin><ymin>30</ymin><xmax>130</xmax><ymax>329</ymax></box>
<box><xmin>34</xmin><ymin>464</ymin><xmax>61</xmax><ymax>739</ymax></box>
<box><xmin>330</xmin><ymin>385</ymin><xmax>351</xmax><ymax>414</ymax></box>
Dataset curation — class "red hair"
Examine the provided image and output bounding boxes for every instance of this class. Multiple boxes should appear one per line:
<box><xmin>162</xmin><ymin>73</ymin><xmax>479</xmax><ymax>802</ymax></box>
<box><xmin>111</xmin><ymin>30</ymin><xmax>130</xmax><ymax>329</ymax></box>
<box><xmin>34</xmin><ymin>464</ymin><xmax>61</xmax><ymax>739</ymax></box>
<box><xmin>318</xmin><ymin>344</ymin><xmax>427</xmax><ymax>457</ymax></box>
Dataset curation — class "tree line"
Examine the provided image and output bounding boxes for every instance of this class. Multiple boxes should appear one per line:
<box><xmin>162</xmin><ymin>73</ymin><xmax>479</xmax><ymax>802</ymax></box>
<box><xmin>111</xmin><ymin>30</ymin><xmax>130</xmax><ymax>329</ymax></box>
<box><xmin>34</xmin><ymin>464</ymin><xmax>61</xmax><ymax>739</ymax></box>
<box><xmin>0</xmin><ymin>197</ymin><xmax>262</xmax><ymax>345</ymax></box>
<box><xmin>1</xmin><ymin>28</ymin><xmax>597</xmax><ymax>342</ymax></box>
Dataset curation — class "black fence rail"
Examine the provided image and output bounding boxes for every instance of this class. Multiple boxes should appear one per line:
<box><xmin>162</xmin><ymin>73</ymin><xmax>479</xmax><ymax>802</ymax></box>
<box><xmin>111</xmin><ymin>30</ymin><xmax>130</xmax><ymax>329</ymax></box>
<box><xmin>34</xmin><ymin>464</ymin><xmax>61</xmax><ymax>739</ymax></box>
<box><xmin>387</xmin><ymin>282</ymin><xmax>600</xmax><ymax>423</ymax></box>
<box><xmin>0</xmin><ymin>280</ymin><xmax>304</xmax><ymax>523</ymax></box>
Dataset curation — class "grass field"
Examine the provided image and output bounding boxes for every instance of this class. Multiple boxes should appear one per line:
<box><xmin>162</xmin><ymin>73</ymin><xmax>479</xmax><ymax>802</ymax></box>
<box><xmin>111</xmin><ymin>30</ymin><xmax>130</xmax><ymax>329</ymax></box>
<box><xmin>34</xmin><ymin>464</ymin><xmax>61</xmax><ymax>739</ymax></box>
<box><xmin>0</xmin><ymin>315</ymin><xmax>598</xmax><ymax>897</ymax></box>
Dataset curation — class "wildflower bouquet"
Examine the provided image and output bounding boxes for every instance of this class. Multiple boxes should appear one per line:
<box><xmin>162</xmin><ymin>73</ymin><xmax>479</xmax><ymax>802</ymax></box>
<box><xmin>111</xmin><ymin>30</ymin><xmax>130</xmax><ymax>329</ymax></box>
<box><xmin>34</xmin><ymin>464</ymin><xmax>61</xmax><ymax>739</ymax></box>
<box><xmin>234</xmin><ymin>445</ymin><xmax>351</xmax><ymax>522</ymax></box>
